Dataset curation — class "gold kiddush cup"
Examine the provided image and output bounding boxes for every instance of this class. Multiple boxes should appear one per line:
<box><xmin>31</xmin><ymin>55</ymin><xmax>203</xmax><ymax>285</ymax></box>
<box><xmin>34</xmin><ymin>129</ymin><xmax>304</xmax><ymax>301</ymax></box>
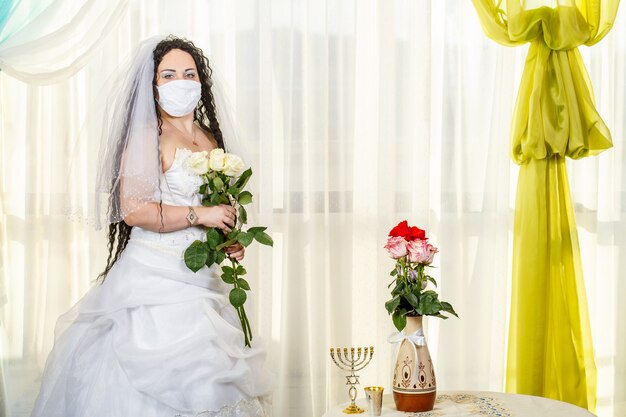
<box><xmin>364</xmin><ymin>386</ymin><xmax>384</xmax><ymax>416</ymax></box>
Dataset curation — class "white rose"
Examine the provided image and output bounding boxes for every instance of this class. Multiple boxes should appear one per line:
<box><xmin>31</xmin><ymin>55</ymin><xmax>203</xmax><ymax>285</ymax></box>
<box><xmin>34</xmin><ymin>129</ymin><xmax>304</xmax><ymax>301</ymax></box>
<box><xmin>186</xmin><ymin>151</ymin><xmax>209</xmax><ymax>175</ymax></box>
<box><xmin>223</xmin><ymin>153</ymin><xmax>244</xmax><ymax>177</ymax></box>
<box><xmin>209</xmin><ymin>148</ymin><xmax>226</xmax><ymax>172</ymax></box>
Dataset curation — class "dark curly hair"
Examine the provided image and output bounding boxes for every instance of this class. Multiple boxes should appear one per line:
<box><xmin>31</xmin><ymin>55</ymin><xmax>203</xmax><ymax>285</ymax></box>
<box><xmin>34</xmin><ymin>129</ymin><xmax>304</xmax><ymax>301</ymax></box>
<box><xmin>98</xmin><ymin>35</ymin><xmax>224</xmax><ymax>281</ymax></box>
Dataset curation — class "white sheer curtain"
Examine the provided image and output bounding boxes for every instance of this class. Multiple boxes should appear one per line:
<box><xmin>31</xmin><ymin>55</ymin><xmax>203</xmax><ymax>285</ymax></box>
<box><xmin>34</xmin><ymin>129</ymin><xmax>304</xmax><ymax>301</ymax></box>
<box><xmin>0</xmin><ymin>1</ymin><xmax>624</xmax><ymax>417</ymax></box>
<box><xmin>575</xmin><ymin>12</ymin><xmax>626</xmax><ymax>416</ymax></box>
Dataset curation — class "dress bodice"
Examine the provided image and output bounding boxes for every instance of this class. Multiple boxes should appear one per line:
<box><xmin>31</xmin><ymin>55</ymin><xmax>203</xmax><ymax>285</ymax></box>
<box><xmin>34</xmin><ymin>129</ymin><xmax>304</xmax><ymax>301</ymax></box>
<box><xmin>129</xmin><ymin>148</ymin><xmax>207</xmax><ymax>256</ymax></box>
<box><xmin>158</xmin><ymin>148</ymin><xmax>204</xmax><ymax>207</ymax></box>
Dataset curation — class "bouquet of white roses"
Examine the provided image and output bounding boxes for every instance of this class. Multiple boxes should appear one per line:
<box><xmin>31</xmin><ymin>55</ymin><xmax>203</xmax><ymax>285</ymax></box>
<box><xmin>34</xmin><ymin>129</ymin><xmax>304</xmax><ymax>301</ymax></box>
<box><xmin>184</xmin><ymin>149</ymin><xmax>273</xmax><ymax>347</ymax></box>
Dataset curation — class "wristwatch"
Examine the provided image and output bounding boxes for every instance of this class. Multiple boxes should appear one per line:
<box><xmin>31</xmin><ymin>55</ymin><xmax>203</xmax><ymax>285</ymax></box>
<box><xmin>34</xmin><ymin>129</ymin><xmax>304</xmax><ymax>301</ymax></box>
<box><xmin>186</xmin><ymin>206</ymin><xmax>198</xmax><ymax>227</ymax></box>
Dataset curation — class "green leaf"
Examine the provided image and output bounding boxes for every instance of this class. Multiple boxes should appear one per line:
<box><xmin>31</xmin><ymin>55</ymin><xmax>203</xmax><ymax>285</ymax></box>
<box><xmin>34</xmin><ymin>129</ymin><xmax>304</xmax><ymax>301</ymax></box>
<box><xmin>238</xmin><ymin>191</ymin><xmax>253</xmax><ymax>205</ymax></box>
<box><xmin>206</xmin><ymin>228</ymin><xmax>224</xmax><ymax>249</ymax></box>
<box><xmin>235</xmin><ymin>265</ymin><xmax>247</xmax><ymax>276</ymax></box>
<box><xmin>199</xmin><ymin>184</ymin><xmax>208</xmax><ymax>195</ymax></box>
<box><xmin>247</xmin><ymin>226</ymin><xmax>267</xmax><ymax>235</ymax></box>
<box><xmin>215</xmin><ymin>250</ymin><xmax>226</xmax><ymax>265</ymax></box>
<box><xmin>421</xmin><ymin>298</ymin><xmax>442</xmax><ymax>316</ymax></box>
<box><xmin>227</xmin><ymin>185</ymin><xmax>240</xmax><ymax>195</ymax></box>
<box><xmin>237</xmin><ymin>232</ymin><xmax>254</xmax><ymax>247</ymax></box>
<box><xmin>221</xmin><ymin>270</ymin><xmax>235</xmax><ymax>284</ymax></box>
<box><xmin>215</xmin><ymin>238</ymin><xmax>237</xmax><ymax>251</ymax></box>
<box><xmin>233</xmin><ymin>168</ymin><xmax>252</xmax><ymax>190</ymax></box>
<box><xmin>390</xmin><ymin>280</ymin><xmax>405</xmax><ymax>295</ymax></box>
<box><xmin>210</xmin><ymin>193</ymin><xmax>220</xmax><ymax>205</ymax></box>
<box><xmin>205</xmin><ymin>250</ymin><xmax>217</xmax><ymax>268</ymax></box>
<box><xmin>202</xmin><ymin>197</ymin><xmax>213</xmax><ymax>207</ymax></box>
<box><xmin>405</xmin><ymin>293</ymin><xmax>420</xmax><ymax>309</ymax></box>
<box><xmin>184</xmin><ymin>241</ymin><xmax>208</xmax><ymax>272</ymax></box>
<box><xmin>422</xmin><ymin>290</ymin><xmax>438</xmax><ymax>298</ymax></box>
<box><xmin>237</xmin><ymin>278</ymin><xmax>251</xmax><ymax>291</ymax></box>
<box><xmin>238</xmin><ymin>206</ymin><xmax>248</xmax><ymax>224</ymax></box>
<box><xmin>392</xmin><ymin>311</ymin><xmax>407</xmax><ymax>332</ymax></box>
<box><xmin>385</xmin><ymin>296</ymin><xmax>400</xmax><ymax>315</ymax></box>
<box><xmin>213</xmin><ymin>176</ymin><xmax>224</xmax><ymax>191</ymax></box>
<box><xmin>441</xmin><ymin>301</ymin><xmax>459</xmax><ymax>318</ymax></box>
<box><xmin>254</xmin><ymin>231</ymin><xmax>273</xmax><ymax>246</ymax></box>
<box><xmin>412</xmin><ymin>285</ymin><xmax>423</xmax><ymax>297</ymax></box>
<box><xmin>229</xmin><ymin>288</ymin><xmax>247</xmax><ymax>308</ymax></box>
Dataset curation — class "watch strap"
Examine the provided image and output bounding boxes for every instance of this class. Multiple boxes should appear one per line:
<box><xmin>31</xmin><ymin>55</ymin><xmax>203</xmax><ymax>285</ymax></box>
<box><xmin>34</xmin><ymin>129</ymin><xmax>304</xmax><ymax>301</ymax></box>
<box><xmin>186</xmin><ymin>206</ymin><xmax>198</xmax><ymax>226</ymax></box>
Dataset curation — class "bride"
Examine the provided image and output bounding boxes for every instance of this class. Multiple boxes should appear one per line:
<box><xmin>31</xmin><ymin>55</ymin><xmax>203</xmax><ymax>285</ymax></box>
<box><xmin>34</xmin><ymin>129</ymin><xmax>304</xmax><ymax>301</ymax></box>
<box><xmin>30</xmin><ymin>36</ymin><xmax>273</xmax><ymax>417</ymax></box>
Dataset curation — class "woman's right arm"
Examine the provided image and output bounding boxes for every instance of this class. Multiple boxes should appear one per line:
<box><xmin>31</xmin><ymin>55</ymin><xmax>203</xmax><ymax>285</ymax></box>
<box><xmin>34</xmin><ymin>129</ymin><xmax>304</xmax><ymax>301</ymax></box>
<box><xmin>123</xmin><ymin>202</ymin><xmax>236</xmax><ymax>233</ymax></box>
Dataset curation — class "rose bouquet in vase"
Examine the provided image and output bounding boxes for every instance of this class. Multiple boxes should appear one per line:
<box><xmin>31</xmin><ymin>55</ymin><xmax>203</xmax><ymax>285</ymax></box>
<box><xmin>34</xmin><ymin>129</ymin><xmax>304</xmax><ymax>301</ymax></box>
<box><xmin>384</xmin><ymin>220</ymin><xmax>457</xmax><ymax>412</ymax></box>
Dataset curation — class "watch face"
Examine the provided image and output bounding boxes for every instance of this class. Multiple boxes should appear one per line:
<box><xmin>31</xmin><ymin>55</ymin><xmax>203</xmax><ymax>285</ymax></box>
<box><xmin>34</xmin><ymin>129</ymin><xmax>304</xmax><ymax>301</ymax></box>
<box><xmin>187</xmin><ymin>208</ymin><xmax>198</xmax><ymax>225</ymax></box>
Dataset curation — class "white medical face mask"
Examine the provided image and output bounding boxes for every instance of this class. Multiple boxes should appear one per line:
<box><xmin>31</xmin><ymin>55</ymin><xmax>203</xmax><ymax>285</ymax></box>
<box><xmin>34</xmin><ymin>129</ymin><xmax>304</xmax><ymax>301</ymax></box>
<box><xmin>157</xmin><ymin>80</ymin><xmax>201</xmax><ymax>117</ymax></box>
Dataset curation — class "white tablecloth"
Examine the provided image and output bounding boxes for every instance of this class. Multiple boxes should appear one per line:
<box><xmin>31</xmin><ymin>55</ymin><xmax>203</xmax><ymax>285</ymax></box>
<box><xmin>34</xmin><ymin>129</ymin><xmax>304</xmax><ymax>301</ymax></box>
<box><xmin>322</xmin><ymin>391</ymin><xmax>596</xmax><ymax>417</ymax></box>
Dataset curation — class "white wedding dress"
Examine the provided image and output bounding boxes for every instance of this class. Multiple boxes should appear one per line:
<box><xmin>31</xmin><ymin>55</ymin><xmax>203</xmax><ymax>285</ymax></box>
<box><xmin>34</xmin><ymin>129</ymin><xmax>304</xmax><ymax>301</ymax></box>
<box><xmin>31</xmin><ymin>148</ymin><xmax>273</xmax><ymax>417</ymax></box>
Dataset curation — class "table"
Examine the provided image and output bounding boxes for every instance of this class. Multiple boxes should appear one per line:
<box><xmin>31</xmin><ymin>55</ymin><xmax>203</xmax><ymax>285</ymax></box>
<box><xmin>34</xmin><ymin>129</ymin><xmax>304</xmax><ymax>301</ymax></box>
<box><xmin>322</xmin><ymin>391</ymin><xmax>596</xmax><ymax>417</ymax></box>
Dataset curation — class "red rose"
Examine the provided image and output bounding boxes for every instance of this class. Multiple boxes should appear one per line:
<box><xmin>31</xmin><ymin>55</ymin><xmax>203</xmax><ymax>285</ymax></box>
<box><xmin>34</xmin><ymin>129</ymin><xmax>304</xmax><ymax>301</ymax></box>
<box><xmin>389</xmin><ymin>221</ymin><xmax>409</xmax><ymax>238</ymax></box>
<box><xmin>389</xmin><ymin>221</ymin><xmax>426</xmax><ymax>241</ymax></box>
<box><xmin>407</xmin><ymin>226</ymin><xmax>426</xmax><ymax>241</ymax></box>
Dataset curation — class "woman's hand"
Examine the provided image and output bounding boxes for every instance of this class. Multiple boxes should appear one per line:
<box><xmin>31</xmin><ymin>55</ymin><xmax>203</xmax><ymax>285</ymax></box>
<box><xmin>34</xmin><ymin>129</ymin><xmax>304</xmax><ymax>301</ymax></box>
<box><xmin>196</xmin><ymin>204</ymin><xmax>236</xmax><ymax>233</ymax></box>
<box><xmin>225</xmin><ymin>242</ymin><xmax>245</xmax><ymax>262</ymax></box>
<box><xmin>194</xmin><ymin>205</ymin><xmax>243</xmax><ymax>260</ymax></box>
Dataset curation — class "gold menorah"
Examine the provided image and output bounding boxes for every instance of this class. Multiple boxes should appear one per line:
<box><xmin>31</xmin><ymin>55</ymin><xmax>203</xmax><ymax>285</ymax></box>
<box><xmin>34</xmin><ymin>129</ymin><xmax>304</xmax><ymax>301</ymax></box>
<box><xmin>329</xmin><ymin>346</ymin><xmax>374</xmax><ymax>414</ymax></box>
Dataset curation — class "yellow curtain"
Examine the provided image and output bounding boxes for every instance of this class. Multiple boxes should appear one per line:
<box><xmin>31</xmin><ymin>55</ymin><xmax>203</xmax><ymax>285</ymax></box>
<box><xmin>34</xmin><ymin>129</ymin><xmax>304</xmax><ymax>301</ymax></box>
<box><xmin>471</xmin><ymin>0</ymin><xmax>620</xmax><ymax>411</ymax></box>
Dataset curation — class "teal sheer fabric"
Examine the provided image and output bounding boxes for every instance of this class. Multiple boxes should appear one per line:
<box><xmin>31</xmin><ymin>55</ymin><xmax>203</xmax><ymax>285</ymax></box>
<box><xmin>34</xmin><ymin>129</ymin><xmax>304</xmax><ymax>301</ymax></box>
<box><xmin>0</xmin><ymin>0</ymin><xmax>129</xmax><ymax>84</ymax></box>
<box><xmin>0</xmin><ymin>0</ymin><xmax>15</xmax><ymax>42</ymax></box>
<box><xmin>0</xmin><ymin>0</ymin><xmax>57</xmax><ymax>44</ymax></box>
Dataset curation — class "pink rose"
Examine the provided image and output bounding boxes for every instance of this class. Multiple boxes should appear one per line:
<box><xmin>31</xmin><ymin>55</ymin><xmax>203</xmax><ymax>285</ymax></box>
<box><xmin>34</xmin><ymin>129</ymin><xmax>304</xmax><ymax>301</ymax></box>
<box><xmin>384</xmin><ymin>236</ymin><xmax>408</xmax><ymax>259</ymax></box>
<box><xmin>407</xmin><ymin>240</ymin><xmax>438</xmax><ymax>264</ymax></box>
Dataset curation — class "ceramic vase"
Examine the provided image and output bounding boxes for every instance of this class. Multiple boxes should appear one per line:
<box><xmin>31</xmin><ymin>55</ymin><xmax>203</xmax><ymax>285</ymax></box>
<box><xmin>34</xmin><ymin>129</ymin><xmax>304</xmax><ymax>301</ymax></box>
<box><xmin>392</xmin><ymin>315</ymin><xmax>436</xmax><ymax>412</ymax></box>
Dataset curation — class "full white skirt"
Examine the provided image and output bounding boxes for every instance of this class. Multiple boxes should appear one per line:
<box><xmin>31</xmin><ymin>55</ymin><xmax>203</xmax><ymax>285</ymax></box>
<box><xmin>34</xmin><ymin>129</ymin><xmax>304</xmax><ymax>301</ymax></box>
<box><xmin>31</xmin><ymin>240</ymin><xmax>273</xmax><ymax>417</ymax></box>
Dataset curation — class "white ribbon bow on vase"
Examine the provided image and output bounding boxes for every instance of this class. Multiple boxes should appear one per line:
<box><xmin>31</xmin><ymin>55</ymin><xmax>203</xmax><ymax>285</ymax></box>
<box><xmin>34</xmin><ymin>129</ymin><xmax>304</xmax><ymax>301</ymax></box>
<box><xmin>387</xmin><ymin>329</ymin><xmax>426</xmax><ymax>386</ymax></box>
